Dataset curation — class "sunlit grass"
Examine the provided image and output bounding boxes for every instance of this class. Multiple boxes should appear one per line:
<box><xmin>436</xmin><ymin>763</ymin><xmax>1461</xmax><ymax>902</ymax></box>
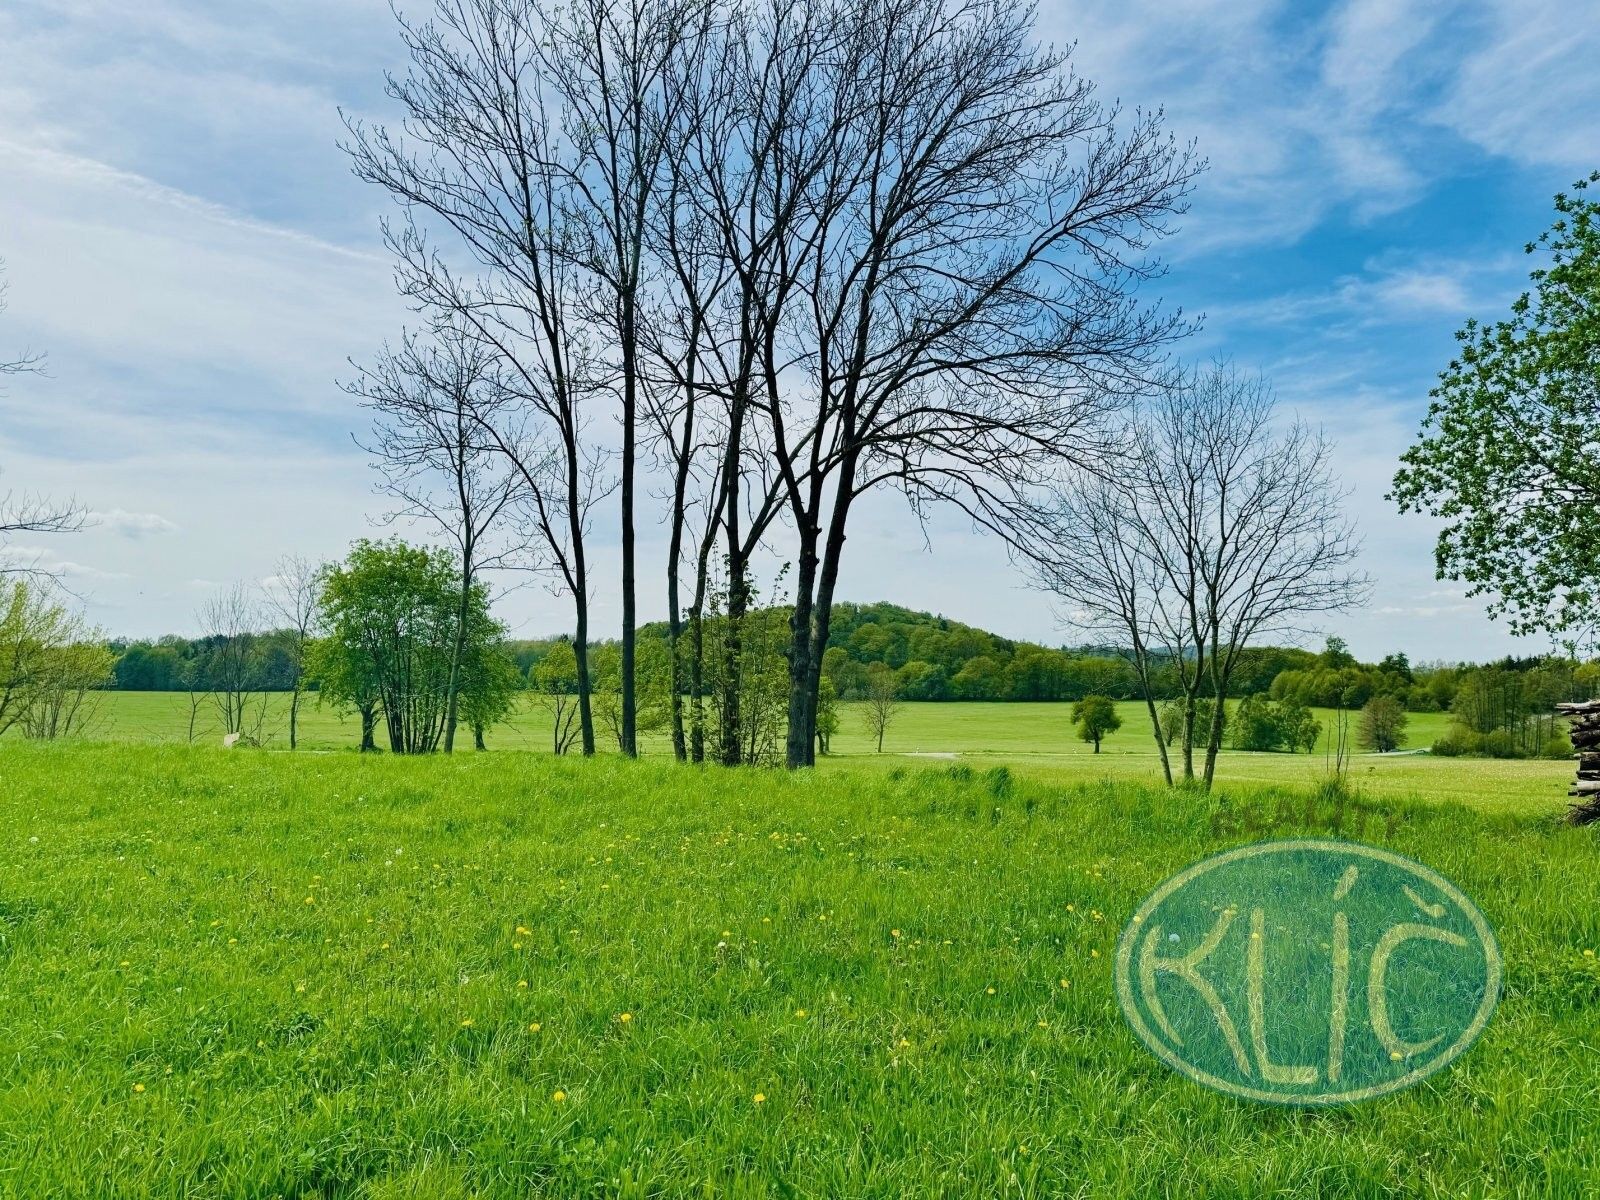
<box><xmin>70</xmin><ymin>692</ymin><xmax>1571</xmax><ymax>817</ymax></box>
<box><xmin>1</xmin><ymin>744</ymin><xmax>1597</xmax><ymax>1196</ymax></box>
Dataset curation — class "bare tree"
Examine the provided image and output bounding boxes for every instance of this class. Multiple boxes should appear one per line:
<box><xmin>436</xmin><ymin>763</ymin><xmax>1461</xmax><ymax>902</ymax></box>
<box><xmin>350</xmin><ymin>0</ymin><xmax>1194</xmax><ymax>770</ymax></box>
<box><xmin>862</xmin><ymin>664</ymin><xmax>900</xmax><ymax>753</ymax></box>
<box><xmin>532</xmin><ymin>0</ymin><xmax>715</xmax><ymax>757</ymax></box>
<box><xmin>654</xmin><ymin>0</ymin><xmax>1198</xmax><ymax>767</ymax></box>
<box><xmin>197</xmin><ymin>583</ymin><xmax>267</xmax><ymax>741</ymax></box>
<box><xmin>1026</xmin><ymin>365</ymin><xmax>1369</xmax><ymax>790</ymax></box>
<box><xmin>349</xmin><ymin>331</ymin><xmax>523</xmax><ymax>753</ymax></box>
<box><xmin>262</xmin><ymin>555</ymin><xmax>322</xmax><ymax>750</ymax></box>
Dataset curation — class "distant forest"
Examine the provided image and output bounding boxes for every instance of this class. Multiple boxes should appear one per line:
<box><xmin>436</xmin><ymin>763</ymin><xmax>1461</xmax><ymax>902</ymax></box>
<box><xmin>107</xmin><ymin>599</ymin><xmax>1595</xmax><ymax>713</ymax></box>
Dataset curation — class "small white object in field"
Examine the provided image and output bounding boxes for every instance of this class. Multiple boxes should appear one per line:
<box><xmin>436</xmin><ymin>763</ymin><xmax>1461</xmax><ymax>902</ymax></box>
<box><xmin>223</xmin><ymin>732</ymin><xmax>242</xmax><ymax>748</ymax></box>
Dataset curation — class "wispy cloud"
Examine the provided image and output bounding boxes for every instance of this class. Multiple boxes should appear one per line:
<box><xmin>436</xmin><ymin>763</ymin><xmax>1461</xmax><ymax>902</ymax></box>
<box><xmin>0</xmin><ymin>544</ymin><xmax>128</xmax><ymax>581</ymax></box>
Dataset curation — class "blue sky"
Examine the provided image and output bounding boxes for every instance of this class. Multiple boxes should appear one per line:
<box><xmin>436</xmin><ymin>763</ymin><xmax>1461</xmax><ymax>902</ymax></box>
<box><xmin>1</xmin><ymin>0</ymin><xmax>1597</xmax><ymax>659</ymax></box>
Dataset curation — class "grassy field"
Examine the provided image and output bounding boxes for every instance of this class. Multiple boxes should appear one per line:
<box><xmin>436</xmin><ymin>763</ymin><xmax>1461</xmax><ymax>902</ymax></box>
<box><xmin>1</xmin><ymin>744</ymin><xmax>1597</xmax><ymax>1197</ymax></box>
<box><xmin>64</xmin><ymin>692</ymin><xmax>1572</xmax><ymax>816</ymax></box>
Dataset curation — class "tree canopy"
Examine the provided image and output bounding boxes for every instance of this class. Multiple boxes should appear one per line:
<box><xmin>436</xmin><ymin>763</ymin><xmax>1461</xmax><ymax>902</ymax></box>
<box><xmin>313</xmin><ymin>539</ymin><xmax>515</xmax><ymax>754</ymax></box>
<box><xmin>1393</xmin><ymin>173</ymin><xmax>1600</xmax><ymax>647</ymax></box>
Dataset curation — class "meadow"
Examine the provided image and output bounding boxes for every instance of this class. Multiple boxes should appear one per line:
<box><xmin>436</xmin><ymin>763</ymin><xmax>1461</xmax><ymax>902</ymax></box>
<box><xmin>1</xmin><ymin>744</ymin><xmax>1598</xmax><ymax>1198</ymax></box>
<box><xmin>70</xmin><ymin>692</ymin><xmax>1571</xmax><ymax>816</ymax></box>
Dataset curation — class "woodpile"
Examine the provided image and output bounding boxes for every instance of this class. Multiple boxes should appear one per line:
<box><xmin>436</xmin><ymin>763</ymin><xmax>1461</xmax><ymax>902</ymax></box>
<box><xmin>1558</xmin><ymin>700</ymin><xmax>1600</xmax><ymax>824</ymax></box>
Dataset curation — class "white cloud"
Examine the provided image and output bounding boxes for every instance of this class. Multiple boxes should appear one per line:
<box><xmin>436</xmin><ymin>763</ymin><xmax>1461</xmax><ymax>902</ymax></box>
<box><xmin>88</xmin><ymin>508</ymin><xmax>178</xmax><ymax>538</ymax></box>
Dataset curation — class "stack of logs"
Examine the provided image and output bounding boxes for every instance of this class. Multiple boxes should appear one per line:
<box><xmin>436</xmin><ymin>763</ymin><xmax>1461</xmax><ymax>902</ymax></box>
<box><xmin>1558</xmin><ymin>700</ymin><xmax>1600</xmax><ymax>824</ymax></box>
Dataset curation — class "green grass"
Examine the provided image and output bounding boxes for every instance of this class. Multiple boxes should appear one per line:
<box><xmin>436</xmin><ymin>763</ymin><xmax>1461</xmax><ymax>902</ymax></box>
<box><xmin>2</xmin><ymin>744</ymin><xmax>1598</xmax><ymax>1197</ymax></box>
<box><xmin>68</xmin><ymin>692</ymin><xmax>1572</xmax><ymax>817</ymax></box>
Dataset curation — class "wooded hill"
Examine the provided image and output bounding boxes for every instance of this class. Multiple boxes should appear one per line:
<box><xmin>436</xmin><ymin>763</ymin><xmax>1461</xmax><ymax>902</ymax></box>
<box><xmin>107</xmin><ymin>599</ymin><xmax>1598</xmax><ymax>717</ymax></box>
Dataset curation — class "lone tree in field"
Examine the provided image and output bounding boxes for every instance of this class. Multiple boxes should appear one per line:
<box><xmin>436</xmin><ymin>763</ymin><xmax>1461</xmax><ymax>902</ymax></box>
<box><xmin>1025</xmin><ymin>365</ymin><xmax>1369</xmax><ymax>790</ymax></box>
<box><xmin>1392</xmin><ymin>173</ymin><xmax>1600</xmax><ymax>649</ymax></box>
<box><xmin>262</xmin><ymin>555</ymin><xmax>321</xmax><ymax>751</ymax></box>
<box><xmin>1357</xmin><ymin>695</ymin><xmax>1408</xmax><ymax>753</ymax></box>
<box><xmin>315</xmin><ymin>539</ymin><xmax>516</xmax><ymax>754</ymax></box>
<box><xmin>196</xmin><ymin>583</ymin><xmax>268</xmax><ymax>741</ymax></box>
<box><xmin>862</xmin><ymin>664</ymin><xmax>901</xmax><ymax>754</ymax></box>
<box><xmin>1072</xmin><ymin>694</ymin><xmax>1121</xmax><ymax>753</ymax></box>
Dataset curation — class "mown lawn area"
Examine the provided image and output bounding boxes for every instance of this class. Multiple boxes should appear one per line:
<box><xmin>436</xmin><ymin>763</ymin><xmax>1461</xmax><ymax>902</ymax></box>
<box><xmin>1</xmin><ymin>744</ymin><xmax>1597</xmax><ymax>1197</ymax></box>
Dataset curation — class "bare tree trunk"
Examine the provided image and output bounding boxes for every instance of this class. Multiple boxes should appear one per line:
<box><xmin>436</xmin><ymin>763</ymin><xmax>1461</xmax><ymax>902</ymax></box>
<box><xmin>798</xmin><ymin>467</ymin><xmax>856</xmax><ymax>768</ymax></box>
<box><xmin>620</xmin><ymin>313</ymin><xmax>638</xmax><ymax>757</ymax></box>
<box><xmin>1141</xmin><ymin>692</ymin><xmax>1173</xmax><ymax>787</ymax></box>
<box><xmin>443</xmin><ymin>532</ymin><xmax>474</xmax><ymax>755</ymax></box>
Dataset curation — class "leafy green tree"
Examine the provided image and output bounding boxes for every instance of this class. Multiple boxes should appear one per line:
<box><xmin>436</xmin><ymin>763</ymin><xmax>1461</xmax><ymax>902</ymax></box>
<box><xmin>0</xmin><ymin>581</ymin><xmax>110</xmax><ymax>739</ymax></box>
<box><xmin>862</xmin><ymin>663</ymin><xmax>901</xmax><ymax>753</ymax></box>
<box><xmin>532</xmin><ymin>640</ymin><xmax>583</xmax><ymax>755</ymax></box>
<box><xmin>1071</xmin><ymin>694</ymin><xmax>1121</xmax><ymax>752</ymax></box>
<box><xmin>814</xmin><ymin>678</ymin><xmax>839</xmax><ymax>755</ymax></box>
<box><xmin>456</xmin><ymin>631</ymin><xmax>522</xmax><ymax>750</ymax></box>
<box><xmin>1159</xmin><ymin>696</ymin><xmax>1223</xmax><ymax>749</ymax></box>
<box><xmin>1357</xmin><ymin>695</ymin><xmax>1408</xmax><ymax>753</ymax></box>
<box><xmin>1393</xmin><ymin>174</ymin><xmax>1600</xmax><ymax>644</ymax></box>
<box><xmin>950</xmin><ymin>655</ymin><xmax>1004</xmax><ymax>700</ymax></box>
<box><xmin>315</xmin><ymin>539</ymin><xmax>506</xmax><ymax>754</ymax></box>
<box><xmin>1281</xmin><ymin>700</ymin><xmax>1322</xmax><ymax>754</ymax></box>
<box><xmin>1230</xmin><ymin>693</ymin><xmax>1281</xmax><ymax>752</ymax></box>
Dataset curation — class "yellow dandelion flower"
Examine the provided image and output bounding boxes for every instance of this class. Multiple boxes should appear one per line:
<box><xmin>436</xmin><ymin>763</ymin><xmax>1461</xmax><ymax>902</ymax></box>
<box><xmin>762</xmin><ymin>917</ymin><xmax>772</xmax><ymax>924</ymax></box>
<box><xmin>380</xmin><ymin>942</ymin><xmax>390</xmax><ymax>950</ymax></box>
<box><xmin>891</xmin><ymin>929</ymin><xmax>901</xmax><ymax>939</ymax></box>
<box><xmin>295</xmin><ymin>983</ymin><xmax>306</xmax><ymax>994</ymax></box>
<box><xmin>618</xmin><ymin>1012</ymin><xmax>633</xmax><ymax>1024</ymax></box>
<box><xmin>1059</xmin><ymin>978</ymin><xmax>1070</xmax><ymax>989</ymax></box>
<box><xmin>119</xmin><ymin>960</ymin><xmax>131</xmax><ymax>967</ymax></box>
<box><xmin>529</xmin><ymin>1022</ymin><xmax>542</xmax><ymax>1032</ymax></box>
<box><xmin>133</xmin><ymin>1083</ymin><xmax>145</xmax><ymax>1094</ymax></box>
<box><xmin>552</xmin><ymin>1089</ymin><xmax>567</xmax><ymax>1102</ymax></box>
<box><xmin>516</xmin><ymin>925</ymin><xmax>532</xmax><ymax>936</ymax></box>
<box><xmin>227</xmin><ymin>937</ymin><xmax>238</xmax><ymax>945</ymax></box>
<box><xmin>753</xmin><ymin>1092</ymin><xmax>766</xmax><ymax>1104</ymax></box>
<box><xmin>986</xmin><ymin>986</ymin><xmax>997</xmax><ymax>995</ymax></box>
<box><xmin>513</xmin><ymin>942</ymin><xmax>523</xmax><ymax>950</ymax></box>
<box><xmin>794</xmin><ymin>1009</ymin><xmax>807</xmax><ymax>1019</ymax></box>
<box><xmin>1037</xmin><ymin>1020</ymin><xmax>1049</xmax><ymax>1029</ymax></box>
<box><xmin>460</xmin><ymin>1018</ymin><xmax>475</xmax><ymax>1028</ymax></box>
<box><xmin>1090</xmin><ymin>949</ymin><xmax>1100</xmax><ymax>959</ymax></box>
<box><xmin>209</xmin><ymin>919</ymin><xmax>221</xmax><ymax>928</ymax></box>
<box><xmin>1585</xmin><ymin>950</ymin><xmax>1596</xmax><ymax>959</ymax></box>
<box><xmin>303</xmin><ymin>896</ymin><xmax>315</xmax><ymax>906</ymax></box>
